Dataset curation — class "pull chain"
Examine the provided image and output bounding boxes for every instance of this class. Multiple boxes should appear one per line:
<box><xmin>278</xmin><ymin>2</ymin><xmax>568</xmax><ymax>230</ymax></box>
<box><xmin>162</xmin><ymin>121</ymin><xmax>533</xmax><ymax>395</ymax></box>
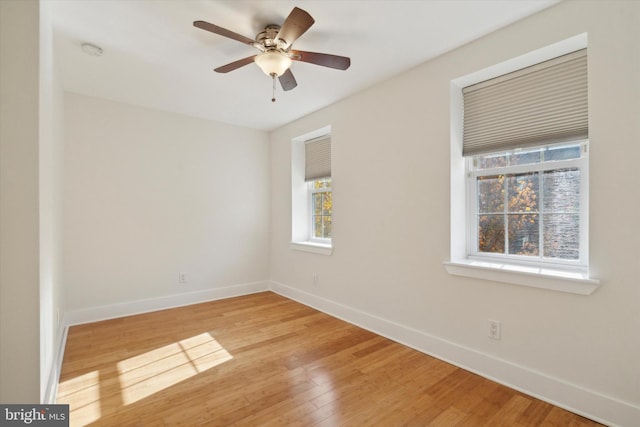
<box><xmin>271</xmin><ymin>73</ymin><xmax>277</xmax><ymax>103</ymax></box>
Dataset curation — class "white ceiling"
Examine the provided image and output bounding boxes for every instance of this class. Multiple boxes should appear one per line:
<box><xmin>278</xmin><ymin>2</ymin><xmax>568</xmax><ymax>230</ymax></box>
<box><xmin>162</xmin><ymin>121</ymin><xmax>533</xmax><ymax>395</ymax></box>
<box><xmin>49</xmin><ymin>0</ymin><xmax>559</xmax><ymax>131</ymax></box>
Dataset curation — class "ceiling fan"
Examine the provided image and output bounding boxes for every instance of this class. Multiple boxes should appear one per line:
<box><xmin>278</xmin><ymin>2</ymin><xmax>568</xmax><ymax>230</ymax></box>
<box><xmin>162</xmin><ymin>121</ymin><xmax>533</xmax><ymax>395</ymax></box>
<box><xmin>194</xmin><ymin>6</ymin><xmax>351</xmax><ymax>102</ymax></box>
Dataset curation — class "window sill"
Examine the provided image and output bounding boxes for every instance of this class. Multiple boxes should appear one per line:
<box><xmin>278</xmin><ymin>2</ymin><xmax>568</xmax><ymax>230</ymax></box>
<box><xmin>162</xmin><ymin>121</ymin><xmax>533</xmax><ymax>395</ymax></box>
<box><xmin>443</xmin><ymin>259</ymin><xmax>600</xmax><ymax>295</ymax></box>
<box><xmin>290</xmin><ymin>241</ymin><xmax>333</xmax><ymax>256</ymax></box>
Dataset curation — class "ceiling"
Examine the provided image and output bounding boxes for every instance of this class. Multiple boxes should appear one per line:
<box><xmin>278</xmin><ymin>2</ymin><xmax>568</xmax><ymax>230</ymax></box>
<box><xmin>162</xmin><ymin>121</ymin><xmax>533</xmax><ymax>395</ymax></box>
<box><xmin>49</xmin><ymin>0</ymin><xmax>559</xmax><ymax>131</ymax></box>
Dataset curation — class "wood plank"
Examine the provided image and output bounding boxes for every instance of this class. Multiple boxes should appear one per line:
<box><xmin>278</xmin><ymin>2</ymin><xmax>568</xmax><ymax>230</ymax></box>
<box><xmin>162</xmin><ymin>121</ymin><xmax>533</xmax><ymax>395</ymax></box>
<box><xmin>57</xmin><ymin>292</ymin><xmax>604</xmax><ymax>426</ymax></box>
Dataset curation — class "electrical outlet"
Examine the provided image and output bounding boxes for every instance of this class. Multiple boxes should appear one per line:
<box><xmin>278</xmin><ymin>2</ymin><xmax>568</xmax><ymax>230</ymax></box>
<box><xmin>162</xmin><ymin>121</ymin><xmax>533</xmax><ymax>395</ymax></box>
<box><xmin>488</xmin><ymin>319</ymin><xmax>501</xmax><ymax>340</ymax></box>
<box><xmin>312</xmin><ymin>273</ymin><xmax>319</xmax><ymax>287</ymax></box>
<box><xmin>179</xmin><ymin>272</ymin><xmax>188</xmax><ymax>284</ymax></box>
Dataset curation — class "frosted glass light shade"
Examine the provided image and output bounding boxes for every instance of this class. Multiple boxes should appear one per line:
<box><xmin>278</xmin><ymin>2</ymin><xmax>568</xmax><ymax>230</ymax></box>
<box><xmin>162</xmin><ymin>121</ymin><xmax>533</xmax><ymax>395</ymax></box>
<box><xmin>254</xmin><ymin>51</ymin><xmax>292</xmax><ymax>76</ymax></box>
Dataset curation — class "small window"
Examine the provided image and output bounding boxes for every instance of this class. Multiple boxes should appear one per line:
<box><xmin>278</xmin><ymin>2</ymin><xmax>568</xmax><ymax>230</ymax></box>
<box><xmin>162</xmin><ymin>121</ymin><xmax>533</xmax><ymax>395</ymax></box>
<box><xmin>309</xmin><ymin>178</ymin><xmax>332</xmax><ymax>242</ymax></box>
<box><xmin>290</xmin><ymin>127</ymin><xmax>333</xmax><ymax>254</ymax></box>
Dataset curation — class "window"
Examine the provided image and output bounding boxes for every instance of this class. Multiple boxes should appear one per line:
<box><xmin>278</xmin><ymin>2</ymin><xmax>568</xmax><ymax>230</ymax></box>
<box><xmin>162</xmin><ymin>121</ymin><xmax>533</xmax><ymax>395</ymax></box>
<box><xmin>309</xmin><ymin>178</ymin><xmax>332</xmax><ymax>242</ymax></box>
<box><xmin>446</xmin><ymin>35</ymin><xmax>599</xmax><ymax>294</ymax></box>
<box><xmin>469</xmin><ymin>142</ymin><xmax>587</xmax><ymax>268</ymax></box>
<box><xmin>290</xmin><ymin>127</ymin><xmax>333</xmax><ymax>255</ymax></box>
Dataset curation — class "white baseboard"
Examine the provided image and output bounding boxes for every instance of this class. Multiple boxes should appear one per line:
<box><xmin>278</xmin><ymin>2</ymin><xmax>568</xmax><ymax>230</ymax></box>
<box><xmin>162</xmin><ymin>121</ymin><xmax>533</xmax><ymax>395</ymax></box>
<box><xmin>43</xmin><ymin>323</ymin><xmax>68</xmax><ymax>404</ymax></box>
<box><xmin>63</xmin><ymin>281</ymin><xmax>270</xmax><ymax>326</ymax></box>
<box><xmin>269</xmin><ymin>280</ymin><xmax>639</xmax><ymax>427</ymax></box>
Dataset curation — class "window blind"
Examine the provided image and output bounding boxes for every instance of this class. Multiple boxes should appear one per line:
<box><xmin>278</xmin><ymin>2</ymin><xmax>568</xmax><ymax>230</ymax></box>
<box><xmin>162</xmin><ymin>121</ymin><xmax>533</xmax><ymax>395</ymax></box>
<box><xmin>305</xmin><ymin>136</ymin><xmax>331</xmax><ymax>181</ymax></box>
<box><xmin>462</xmin><ymin>49</ymin><xmax>588</xmax><ymax>157</ymax></box>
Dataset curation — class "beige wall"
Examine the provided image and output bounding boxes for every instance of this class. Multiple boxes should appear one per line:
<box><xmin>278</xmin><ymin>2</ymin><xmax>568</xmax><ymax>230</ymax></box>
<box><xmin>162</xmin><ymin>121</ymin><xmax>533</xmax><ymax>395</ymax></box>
<box><xmin>270</xmin><ymin>0</ymin><xmax>640</xmax><ymax>422</ymax></box>
<box><xmin>62</xmin><ymin>94</ymin><xmax>270</xmax><ymax>310</ymax></box>
<box><xmin>0</xmin><ymin>0</ymin><xmax>41</xmax><ymax>403</ymax></box>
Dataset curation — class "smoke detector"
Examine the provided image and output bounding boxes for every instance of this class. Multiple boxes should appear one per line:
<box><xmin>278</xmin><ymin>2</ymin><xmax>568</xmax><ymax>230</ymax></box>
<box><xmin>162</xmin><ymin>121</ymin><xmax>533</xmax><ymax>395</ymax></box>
<box><xmin>81</xmin><ymin>43</ymin><xmax>103</xmax><ymax>57</ymax></box>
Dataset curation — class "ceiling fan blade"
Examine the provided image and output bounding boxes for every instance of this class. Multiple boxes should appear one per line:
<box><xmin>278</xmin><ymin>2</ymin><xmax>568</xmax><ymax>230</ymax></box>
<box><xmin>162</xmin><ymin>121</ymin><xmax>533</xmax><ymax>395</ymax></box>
<box><xmin>279</xmin><ymin>69</ymin><xmax>298</xmax><ymax>91</ymax></box>
<box><xmin>274</xmin><ymin>7</ymin><xmax>314</xmax><ymax>48</ymax></box>
<box><xmin>214</xmin><ymin>56</ymin><xmax>256</xmax><ymax>73</ymax></box>
<box><xmin>290</xmin><ymin>50</ymin><xmax>351</xmax><ymax>70</ymax></box>
<box><xmin>193</xmin><ymin>20</ymin><xmax>255</xmax><ymax>46</ymax></box>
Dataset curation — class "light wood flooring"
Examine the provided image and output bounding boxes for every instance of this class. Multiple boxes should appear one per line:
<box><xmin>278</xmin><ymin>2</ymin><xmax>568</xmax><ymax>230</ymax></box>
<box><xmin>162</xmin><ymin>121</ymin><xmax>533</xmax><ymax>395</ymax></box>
<box><xmin>57</xmin><ymin>291</ymin><xmax>602</xmax><ymax>426</ymax></box>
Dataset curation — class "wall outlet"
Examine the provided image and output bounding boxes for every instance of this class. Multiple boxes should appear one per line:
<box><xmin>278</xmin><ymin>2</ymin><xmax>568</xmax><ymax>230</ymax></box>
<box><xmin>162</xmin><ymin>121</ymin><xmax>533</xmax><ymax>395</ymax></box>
<box><xmin>179</xmin><ymin>272</ymin><xmax>188</xmax><ymax>284</ymax></box>
<box><xmin>488</xmin><ymin>319</ymin><xmax>501</xmax><ymax>340</ymax></box>
<box><xmin>312</xmin><ymin>273</ymin><xmax>319</xmax><ymax>287</ymax></box>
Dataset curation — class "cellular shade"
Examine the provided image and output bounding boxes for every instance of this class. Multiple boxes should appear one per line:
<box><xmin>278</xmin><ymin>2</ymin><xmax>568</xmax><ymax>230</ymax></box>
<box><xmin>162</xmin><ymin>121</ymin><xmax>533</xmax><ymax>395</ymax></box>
<box><xmin>462</xmin><ymin>49</ymin><xmax>588</xmax><ymax>157</ymax></box>
<box><xmin>305</xmin><ymin>136</ymin><xmax>331</xmax><ymax>181</ymax></box>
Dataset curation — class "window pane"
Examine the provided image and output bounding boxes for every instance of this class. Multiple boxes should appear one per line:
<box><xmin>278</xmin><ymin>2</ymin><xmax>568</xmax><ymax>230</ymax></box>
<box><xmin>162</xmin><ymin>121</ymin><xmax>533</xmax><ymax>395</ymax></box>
<box><xmin>508</xmin><ymin>214</ymin><xmax>539</xmax><ymax>256</ymax></box>
<box><xmin>543</xmin><ymin>144</ymin><xmax>581</xmax><ymax>161</ymax></box>
<box><xmin>543</xmin><ymin>168</ymin><xmax>580</xmax><ymax>213</ymax></box>
<box><xmin>322</xmin><ymin>192</ymin><xmax>332</xmax><ymax>216</ymax></box>
<box><xmin>314</xmin><ymin>178</ymin><xmax>331</xmax><ymax>189</ymax></box>
<box><xmin>323</xmin><ymin>215</ymin><xmax>332</xmax><ymax>238</ymax></box>
<box><xmin>312</xmin><ymin>215</ymin><xmax>332</xmax><ymax>239</ymax></box>
<box><xmin>478</xmin><ymin>214</ymin><xmax>505</xmax><ymax>253</ymax></box>
<box><xmin>313</xmin><ymin>194</ymin><xmax>323</xmax><ymax>215</ymax></box>
<box><xmin>478</xmin><ymin>154</ymin><xmax>507</xmax><ymax>169</ymax></box>
<box><xmin>544</xmin><ymin>214</ymin><xmax>579</xmax><ymax>259</ymax></box>
<box><xmin>313</xmin><ymin>216</ymin><xmax>323</xmax><ymax>238</ymax></box>
<box><xmin>509</xmin><ymin>149</ymin><xmax>541</xmax><ymax>166</ymax></box>
<box><xmin>478</xmin><ymin>175</ymin><xmax>504</xmax><ymax>213</ymax></box>
<box><xmin>507</xmin><ymin>172</ymin><xmax>539</xmax><ymax>213</ymax></box>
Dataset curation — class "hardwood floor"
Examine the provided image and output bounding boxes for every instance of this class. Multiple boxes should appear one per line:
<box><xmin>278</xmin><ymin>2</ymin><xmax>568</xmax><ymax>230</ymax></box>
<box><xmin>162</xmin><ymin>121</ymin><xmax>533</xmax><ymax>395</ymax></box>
<box><xmin>57</xmin><ymin>292</ymin><xmax>602</xmax><ymax>426</ymax></box>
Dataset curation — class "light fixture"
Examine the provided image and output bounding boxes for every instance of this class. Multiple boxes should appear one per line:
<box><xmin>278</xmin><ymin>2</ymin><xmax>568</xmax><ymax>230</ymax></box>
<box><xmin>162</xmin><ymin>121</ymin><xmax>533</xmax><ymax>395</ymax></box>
<box><xmin>254</xmin><ymin>51</ymin><xmax>292</xmax><ymax>77</ymax></box>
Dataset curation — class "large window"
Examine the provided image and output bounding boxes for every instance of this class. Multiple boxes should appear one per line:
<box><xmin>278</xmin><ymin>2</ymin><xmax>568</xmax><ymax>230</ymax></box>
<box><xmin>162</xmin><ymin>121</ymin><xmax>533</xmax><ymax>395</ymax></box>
<box><xmin>446</xmin><ymin>36</ymin><xmax>599</xmax><ymax>294</ymax></box>
<box><xmin>469</xmin><ymin>142</ymin><xmax>587</xmax><ymax>267</ymax></box>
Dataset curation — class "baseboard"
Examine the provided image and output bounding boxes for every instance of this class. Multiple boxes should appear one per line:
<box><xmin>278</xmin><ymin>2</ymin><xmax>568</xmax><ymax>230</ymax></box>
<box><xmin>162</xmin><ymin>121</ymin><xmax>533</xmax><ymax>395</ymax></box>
<box><xmin>43</xmin><ymin>323</ymin><xmax>68</xmax><ymax>404</ymax></box>
<box><xmin>64</xmin><ymin>281</ymin><xmax>270</xmax><ymax>326</ymax></box>
<box><xmin>269</xmin><ymin>280</ymin><xmax>639</xmax><ymax>427</ymax></box>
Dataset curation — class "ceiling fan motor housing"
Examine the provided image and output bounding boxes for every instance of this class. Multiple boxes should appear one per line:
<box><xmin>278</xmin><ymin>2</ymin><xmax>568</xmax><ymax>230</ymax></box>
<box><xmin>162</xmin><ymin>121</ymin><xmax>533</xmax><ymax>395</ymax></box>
<box><xmin>256</xmin><ymin>25</ymin><xmax>288</xmax><ymax>51</ymax></box>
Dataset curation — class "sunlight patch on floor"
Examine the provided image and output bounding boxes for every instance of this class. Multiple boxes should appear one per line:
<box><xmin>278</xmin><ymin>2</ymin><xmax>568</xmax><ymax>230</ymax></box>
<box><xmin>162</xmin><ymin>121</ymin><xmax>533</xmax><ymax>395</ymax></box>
<box><xmin>57</xmin><ymin>370</ymin><xmax>101</xmax><ymax>425</ymax></box>
<box><xmin>116</xmin><ymin>332</ymin><xmax>233</xmax><ymax>405</ymax></box>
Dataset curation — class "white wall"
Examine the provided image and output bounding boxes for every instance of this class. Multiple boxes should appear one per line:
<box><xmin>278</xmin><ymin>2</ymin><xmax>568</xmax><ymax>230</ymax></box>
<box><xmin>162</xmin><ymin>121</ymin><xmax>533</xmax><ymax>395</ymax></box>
<box><xmin>39</xmin><ymin>0</ymin><xmax>66</xmax><ymax>403</ymax></box>
<box><xmin>0</xmin><ymin>0</ymin><xmax>41</xmax><ymax>403</ymax></box>
<box><xmin>63</xmin><ymin>94</ymin><xmax>270</xmax><ymax>311</ymax></box>
<box><xmin>270</xmin><ymin>1</ymin><xmax>639</xmax><ymax>424</ymax></box>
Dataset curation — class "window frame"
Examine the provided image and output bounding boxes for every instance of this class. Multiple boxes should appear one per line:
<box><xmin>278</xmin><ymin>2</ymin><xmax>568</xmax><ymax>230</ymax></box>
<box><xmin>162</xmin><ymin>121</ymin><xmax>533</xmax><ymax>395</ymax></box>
<box><xmin>466</xmin><ymin>141</ymin><xmax>589</xmax><ymax>272</ymax></box>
